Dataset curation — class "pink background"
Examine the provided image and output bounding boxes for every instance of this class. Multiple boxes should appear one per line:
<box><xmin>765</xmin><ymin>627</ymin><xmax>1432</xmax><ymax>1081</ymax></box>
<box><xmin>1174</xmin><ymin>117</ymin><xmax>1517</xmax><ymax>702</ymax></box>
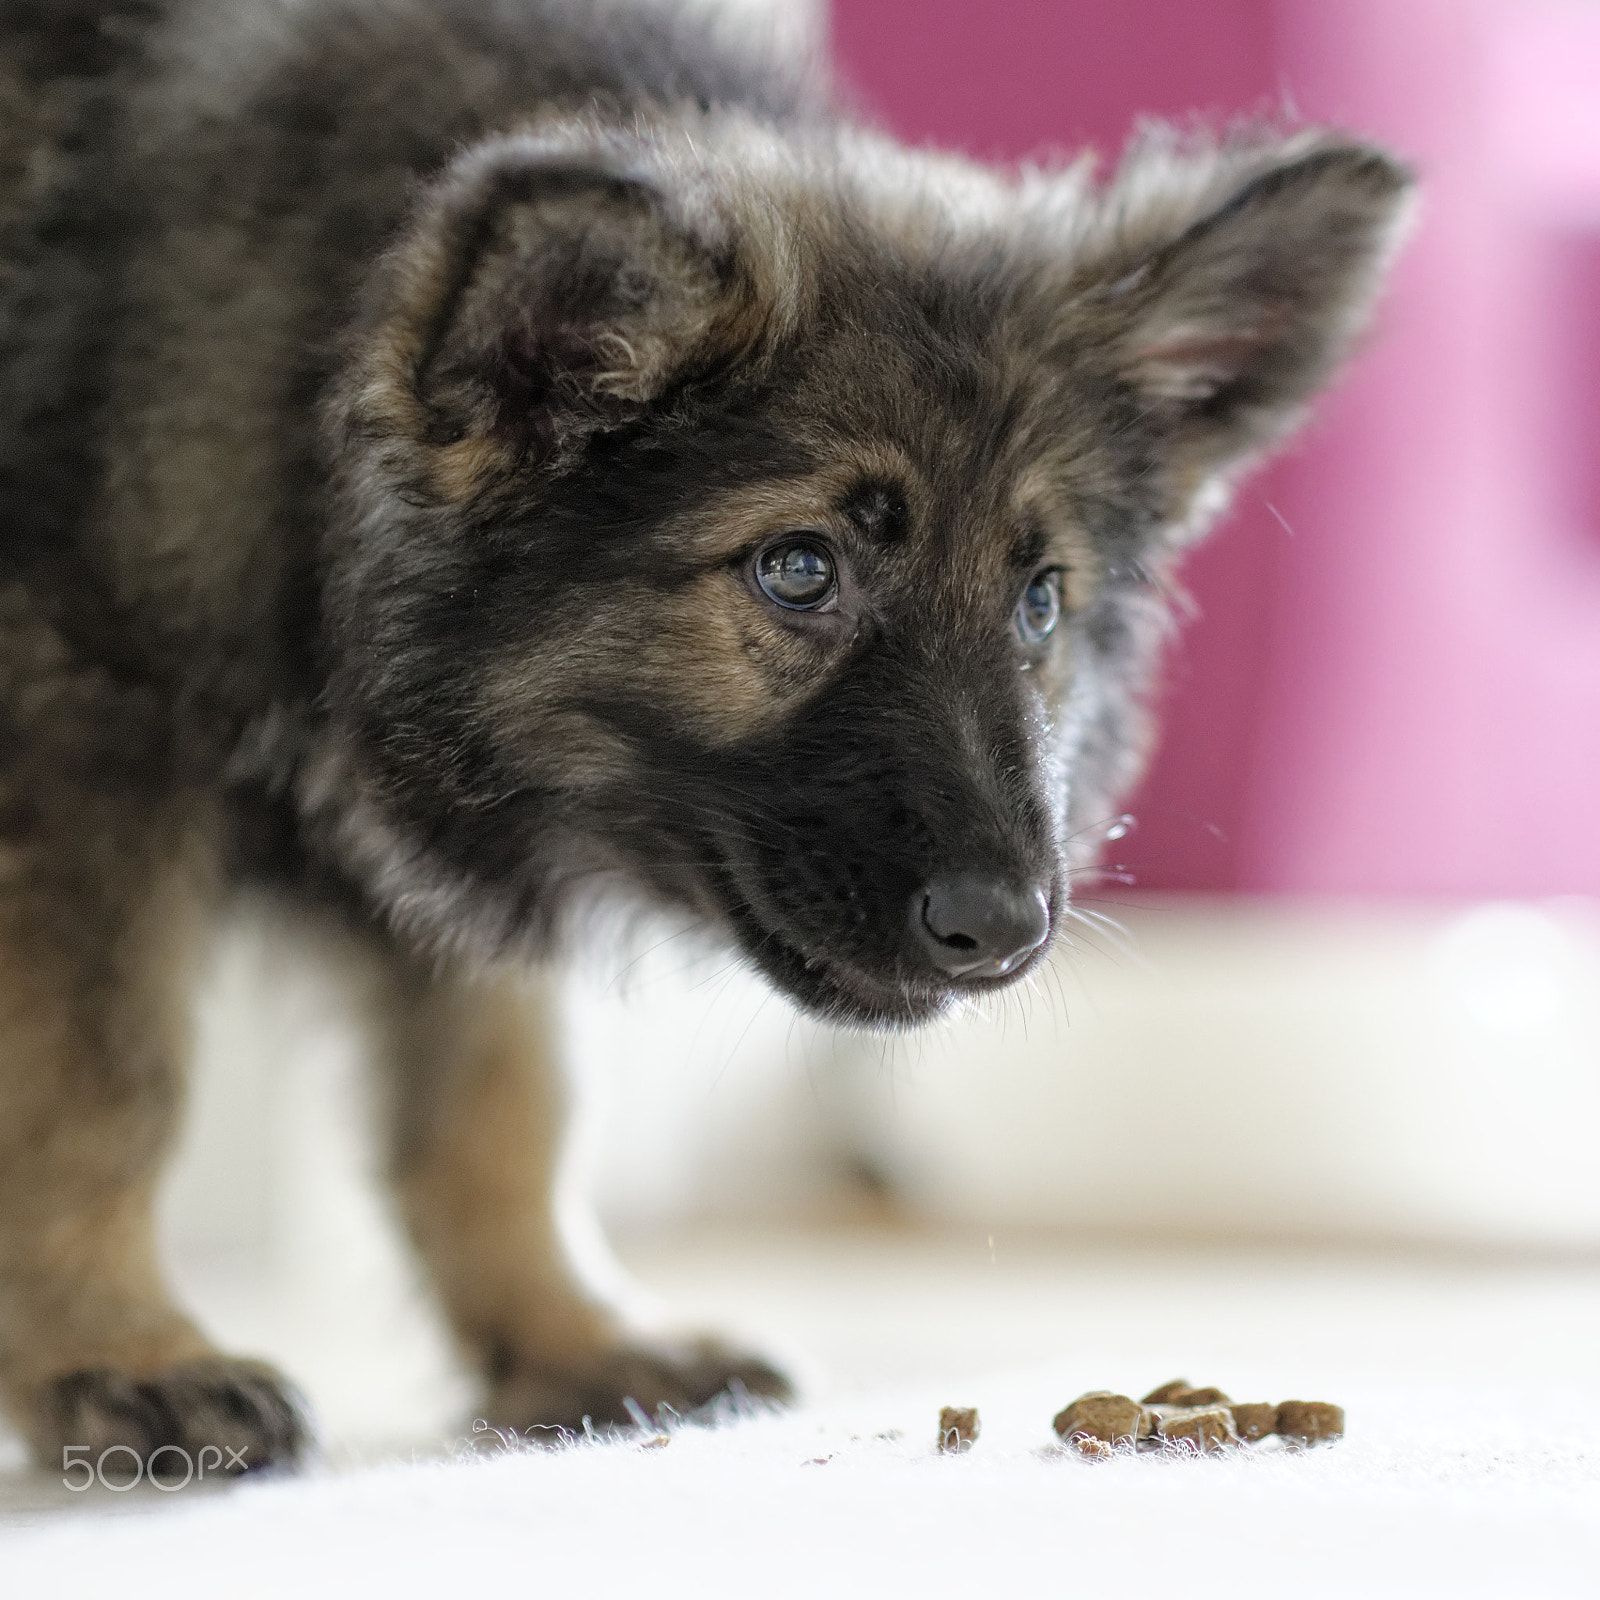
<box><xmin>831</xmin><ymin>0</ymin><xmax>1600</xmax><ymax>895</ymax></box>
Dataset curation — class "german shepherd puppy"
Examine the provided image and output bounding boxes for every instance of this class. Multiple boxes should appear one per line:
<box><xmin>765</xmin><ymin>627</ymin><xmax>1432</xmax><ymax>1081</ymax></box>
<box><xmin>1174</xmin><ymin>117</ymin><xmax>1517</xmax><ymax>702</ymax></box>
<box><xmin>0</xmin><ymin>0</ymin><xmax>1411</xmax><ymax>1472</ymax></box>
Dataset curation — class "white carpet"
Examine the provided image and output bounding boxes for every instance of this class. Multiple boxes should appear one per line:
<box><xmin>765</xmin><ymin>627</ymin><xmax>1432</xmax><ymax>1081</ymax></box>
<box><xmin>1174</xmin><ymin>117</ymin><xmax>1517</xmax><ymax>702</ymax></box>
<box><xmin>1</xmin><ymin>1233</ymin><xmax>1597</xmax><ymax>1597</ymax></box>
<box><xmin>5</xmin><ymin>1393</ymin><xmax>1599</xmax><ymax>1599</ymax></box>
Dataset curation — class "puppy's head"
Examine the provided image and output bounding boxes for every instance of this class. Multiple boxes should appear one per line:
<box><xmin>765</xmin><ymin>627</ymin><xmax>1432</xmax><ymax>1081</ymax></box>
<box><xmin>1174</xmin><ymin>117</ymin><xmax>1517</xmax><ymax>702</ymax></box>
<box><xmin>321</xmin><ymin>114</ymin><xmax>1412</xmax><ymax>1026</ymax></box>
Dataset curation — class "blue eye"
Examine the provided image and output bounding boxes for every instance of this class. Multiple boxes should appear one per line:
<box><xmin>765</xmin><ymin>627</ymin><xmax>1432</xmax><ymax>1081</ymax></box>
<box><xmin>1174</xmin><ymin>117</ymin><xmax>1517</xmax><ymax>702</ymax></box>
<box><xmin>1015</xmin><ymin>570</ymin><xmax>1062</xmax><ymax>645</ymax></box>
<box><xmin>756</xmin><ymin>540</ymin><xmax>835</xmax><ymax>609</ymax></box>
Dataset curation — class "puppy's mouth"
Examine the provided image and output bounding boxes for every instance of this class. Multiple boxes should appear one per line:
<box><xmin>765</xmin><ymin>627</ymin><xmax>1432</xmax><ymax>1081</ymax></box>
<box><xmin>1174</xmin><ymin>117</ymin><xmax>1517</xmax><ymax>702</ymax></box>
<box><xmin>712</xmin><ymin>862</ymin><xmax>1058</xmax><ymax>1031</ymax></box>
<box><xmin>719</xmin><ymin>892</ymin><xmax>954</xmax><ymax>1029</ymax></box>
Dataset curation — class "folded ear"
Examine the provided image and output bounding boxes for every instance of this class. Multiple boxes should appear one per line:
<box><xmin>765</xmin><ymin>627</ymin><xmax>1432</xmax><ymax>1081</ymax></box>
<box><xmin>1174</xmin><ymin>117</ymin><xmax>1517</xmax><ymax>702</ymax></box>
<box><xmin>1101</xmin><ymin>134</ymin><xmax>1415</xmax><ymax>503</ymax></box>
<box><xmin>343</xmin><ymin>135</ymin><xmax>758</xmax><ymax>495</ymax></box>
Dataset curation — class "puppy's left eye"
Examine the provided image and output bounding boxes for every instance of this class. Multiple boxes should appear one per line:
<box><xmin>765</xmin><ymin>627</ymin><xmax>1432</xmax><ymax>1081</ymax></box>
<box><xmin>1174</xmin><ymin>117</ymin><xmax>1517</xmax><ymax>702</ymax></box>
<box><xmin>1015</xmin><ymin>569</ymin><xmax>1062</xmax><ymax>645</ymax></box>
<box><xmin>756</xmin><ymin>540</ymin><xmax>835</xmax><ymax>609</ymax></box>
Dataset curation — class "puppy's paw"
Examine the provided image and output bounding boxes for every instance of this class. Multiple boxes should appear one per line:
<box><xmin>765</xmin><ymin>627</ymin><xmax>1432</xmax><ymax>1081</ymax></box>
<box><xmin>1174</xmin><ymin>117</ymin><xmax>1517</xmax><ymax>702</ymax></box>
<box><xmin>484</xmin><ymin>1334</ymin><xmax>793</xmax><ymax>1437</ymax></box>
<box><xmin>35</xmin><ymin>1357</ymin><xmax>311</xmax><ymax>1479</ymax></box>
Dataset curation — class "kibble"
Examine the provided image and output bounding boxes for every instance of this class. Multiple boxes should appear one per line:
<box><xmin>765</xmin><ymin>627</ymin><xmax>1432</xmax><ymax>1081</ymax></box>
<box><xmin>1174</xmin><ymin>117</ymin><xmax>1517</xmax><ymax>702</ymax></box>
<box><xmin>1229</xmin><ymin>1402</ymin><xmax>1279</xmax><ymax>1442</ymax></box>
<box><xmin>1051</xmin><ymin>1391</ymin><xmax>1144</xmax><ymax>1448</ymax></box>
<box><xmin>937</xmin><ymin>1406</ymin><xmax>980</xmax><ymax>1453</ymax></box>
<box><xmin>1049</xmin><ymin>1382</ymin><xmax>1344</xmax><ymax>1459</ymax></box>
<box><xmin>1153</xmin><ymin>1404</ymin><xmax>1239</xmax><ymax>1453</ymax></box>
<box><xmin>1140</xmin><ymin>1378</ymin><xmax>1193</xmax><ymax>1405</ymax></box>
<box><xmin>1275</xmin><ymin>1400</ymin><xmax>1345</xmax><ymax>1444</ymax></box>
<box><xmin>1141</xmin><ymin>1379</ymin><xmax>1231</xmax><ymax>1408</ymax></box>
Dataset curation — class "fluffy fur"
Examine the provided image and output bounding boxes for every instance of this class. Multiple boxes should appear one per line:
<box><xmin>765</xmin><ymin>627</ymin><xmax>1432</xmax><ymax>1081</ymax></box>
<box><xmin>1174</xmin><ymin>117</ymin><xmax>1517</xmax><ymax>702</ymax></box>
<box><xmin>0</xmin><ymin>0</ymin><xmax>1413</xmax><ymax>1471</ymax></box>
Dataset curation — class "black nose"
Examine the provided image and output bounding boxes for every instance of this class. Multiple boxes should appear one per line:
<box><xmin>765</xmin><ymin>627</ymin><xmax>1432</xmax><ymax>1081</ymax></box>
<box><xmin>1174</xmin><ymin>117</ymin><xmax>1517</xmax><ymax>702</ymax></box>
<box><xmin>913</xmin><ymin>875</ymin><xmax>1051</xmax><ymax>979</ymax></box>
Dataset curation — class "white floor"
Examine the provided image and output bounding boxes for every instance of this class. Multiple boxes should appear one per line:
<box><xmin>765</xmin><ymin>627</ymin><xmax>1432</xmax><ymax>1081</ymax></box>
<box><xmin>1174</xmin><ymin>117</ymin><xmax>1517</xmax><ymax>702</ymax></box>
<box><xmin>1</xmin><ymin>1227</ymin><xmax>1597</xmax><ymax>1597</ymax></box>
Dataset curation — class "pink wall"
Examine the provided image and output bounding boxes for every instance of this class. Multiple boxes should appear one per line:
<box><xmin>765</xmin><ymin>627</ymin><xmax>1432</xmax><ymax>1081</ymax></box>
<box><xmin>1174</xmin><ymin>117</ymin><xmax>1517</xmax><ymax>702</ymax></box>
<box><xmin>831</xmin><ymin>0</ymin><xmax>1600</xmax><ymax>896</ymax></box>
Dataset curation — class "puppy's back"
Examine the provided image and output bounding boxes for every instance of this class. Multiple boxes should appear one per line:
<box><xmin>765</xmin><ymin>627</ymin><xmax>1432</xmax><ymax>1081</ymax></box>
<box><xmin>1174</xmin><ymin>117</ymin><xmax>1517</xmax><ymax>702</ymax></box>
<box><xmin>0</xmin><ymin>0</ymin><xmax>818</xmax><ymax>717</ymax></box>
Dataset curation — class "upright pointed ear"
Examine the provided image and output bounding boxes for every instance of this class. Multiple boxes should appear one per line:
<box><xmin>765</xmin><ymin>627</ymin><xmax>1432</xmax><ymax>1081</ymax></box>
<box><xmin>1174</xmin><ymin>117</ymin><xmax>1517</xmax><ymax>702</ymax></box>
<box><xmin>1102</xmin><ymin>134</ymin><xmax>1415</xmax><ymax>508</ymax></box>
<box><xmin>338</xmin><ymin>134</ymin><xmax>763</xmax><ymax>499</ymax></box>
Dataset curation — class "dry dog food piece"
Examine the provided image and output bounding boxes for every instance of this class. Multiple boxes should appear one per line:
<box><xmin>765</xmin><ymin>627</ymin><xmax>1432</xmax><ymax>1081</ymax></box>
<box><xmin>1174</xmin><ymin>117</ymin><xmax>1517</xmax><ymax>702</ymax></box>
<box><xmin>937</xmin><ymin>1406</ymin><xmax>980</xmax><ymax>1453</ymax></box>
<box><xmin>1275</xmin><ymin>1400</ymin><xmax>1344</xmax><ymax>1444</ymax></box>
<box><xmin>1173</xmin><ymin>1385</ymin><xmax>1231</xmax><ymax>1407</ymax></box>
<box><xmin>1140</xmin><ymin>1378</ymin><xmax>1194</xmax><ymax>1405</ymax></box>
<box><xmin>1141</xmin><ymin>1379</ymin><xmax>1231</xmax><ymax>1407</ymax></box>
<box><xmin>1153</xmin><ymin>1404</ymin><xmax>1240</xmax><ymax>1453</ymax></box>
<box><xmin>1228</xmin><ymin>1402</ymin><xmax>1280</xmax><ymax>1442</ymax></box>
<box><xmin>1055</xmin><ymin>1382</ymin><xmax>1344</xmax><ymax>1457</ymax></box>
<box><xmin>1052</xmin><ymin>1391</ymin><xmax>1144</xmax><ymax>1448</ymax></box>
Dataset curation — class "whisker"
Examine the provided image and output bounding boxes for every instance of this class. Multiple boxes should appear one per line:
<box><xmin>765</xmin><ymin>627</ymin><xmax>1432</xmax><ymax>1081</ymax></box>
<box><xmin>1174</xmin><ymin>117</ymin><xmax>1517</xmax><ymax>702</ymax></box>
<box><xmin>1059</xmin><ymin>903</ymin><xmax>1141</xmax><ymax>964</ymax></box>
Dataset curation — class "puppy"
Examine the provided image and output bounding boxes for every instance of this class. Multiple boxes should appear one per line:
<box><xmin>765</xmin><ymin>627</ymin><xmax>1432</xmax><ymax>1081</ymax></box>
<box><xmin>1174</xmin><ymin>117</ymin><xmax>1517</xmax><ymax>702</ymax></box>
<box><xmin>0</xmin><ymin>0</ymin><xmax>1412</xmax><ymax>1471</ymax></box>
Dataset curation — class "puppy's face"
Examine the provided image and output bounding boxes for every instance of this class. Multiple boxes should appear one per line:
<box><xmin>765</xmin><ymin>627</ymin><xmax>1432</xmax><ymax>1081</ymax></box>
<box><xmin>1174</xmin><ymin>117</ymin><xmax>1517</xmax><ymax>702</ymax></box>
<box><xmin>323</xmin><ymin>119</ymin><xmax>1411</xmax><ymax>1026</ymax></box>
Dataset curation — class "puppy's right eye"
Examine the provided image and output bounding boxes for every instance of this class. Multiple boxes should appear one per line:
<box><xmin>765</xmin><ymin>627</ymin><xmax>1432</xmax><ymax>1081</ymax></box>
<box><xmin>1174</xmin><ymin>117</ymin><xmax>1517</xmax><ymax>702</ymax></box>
<box><xmin>756</xmin><ymin>540</ymin><xmax>835</xmax><ymax>609</ymax></box>
<box><xmin>1014</xmin><ymin>569</ymin><xmax>1062</xmax><ymax>646</ymax></box>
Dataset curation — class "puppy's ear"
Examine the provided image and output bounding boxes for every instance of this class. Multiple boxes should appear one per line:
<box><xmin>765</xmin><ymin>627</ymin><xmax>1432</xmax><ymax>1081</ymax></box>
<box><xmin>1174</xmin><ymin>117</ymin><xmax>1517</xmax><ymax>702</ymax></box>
<box><xmin>1099</xmin><ymin>135</ymin><xmax>1415</xmax><ymax>505</ymax></box>
<box><xmin>344</xmin><ymin>136</ymin><xmax>755</xmax><ymax>494</ymax></box>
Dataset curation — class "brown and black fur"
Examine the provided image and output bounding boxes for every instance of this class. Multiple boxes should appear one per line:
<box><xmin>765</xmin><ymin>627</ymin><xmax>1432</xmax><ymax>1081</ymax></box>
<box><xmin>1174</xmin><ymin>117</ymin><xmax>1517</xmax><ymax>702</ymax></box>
<box><xmin>0</xmin><ymin>0</ymin><xmax>1412</xmax><ymax>1473</ymax></box>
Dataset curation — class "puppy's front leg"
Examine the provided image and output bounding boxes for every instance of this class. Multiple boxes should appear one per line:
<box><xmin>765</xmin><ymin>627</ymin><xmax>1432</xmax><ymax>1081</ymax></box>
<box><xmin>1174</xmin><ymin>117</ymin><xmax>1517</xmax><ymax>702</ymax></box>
<box><xmin>0</xmin><ymin>810</ymin><xmax>307</xmax><ymax>1475</ymax></box>
<box><xmin>373</xmin><ymin>953</ymin><xmax>790</xmax><ymax>1435</ymax></box>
